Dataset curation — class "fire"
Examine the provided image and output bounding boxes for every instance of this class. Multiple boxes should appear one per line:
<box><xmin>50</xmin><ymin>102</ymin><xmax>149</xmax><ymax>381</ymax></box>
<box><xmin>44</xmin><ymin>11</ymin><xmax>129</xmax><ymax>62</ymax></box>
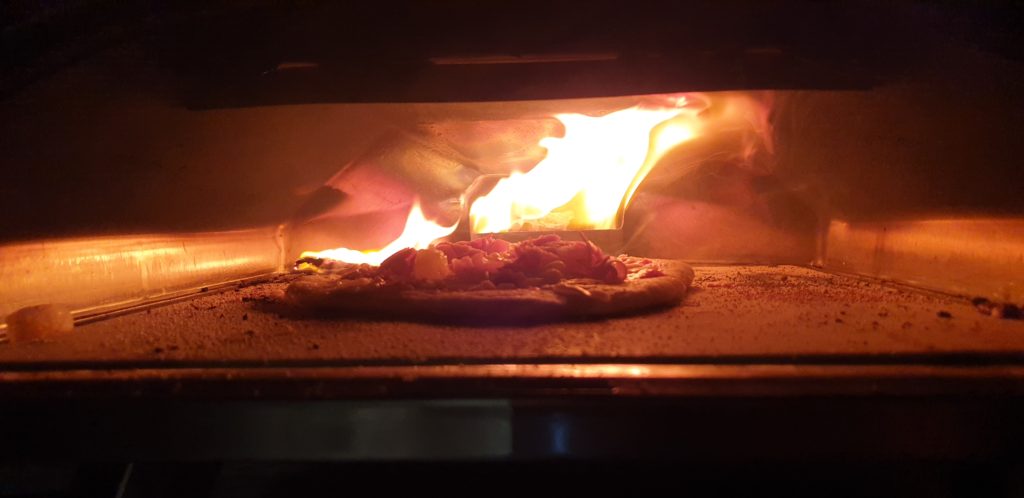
<box><xmin>300</xmin><ymin>198</ymin><xmax>456</xmax><ymax>265</ymax></box>
<box><xmin>469</xmin><ymin>97</ymin><xmax>701</xmax><ymax>233</ymax></box>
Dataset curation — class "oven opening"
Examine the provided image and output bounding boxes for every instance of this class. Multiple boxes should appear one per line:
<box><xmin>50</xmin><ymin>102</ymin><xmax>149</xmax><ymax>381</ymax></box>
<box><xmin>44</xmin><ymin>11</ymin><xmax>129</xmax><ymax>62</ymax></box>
<box><xmin>1</xmin><ymin>83</ymin><xmax>1021</xmax><ymax>364</ymax></box>
<box><xmin>2</xmin><ymin>3</ymin><xmax>1024</xmax><ymax>489</ymax></box>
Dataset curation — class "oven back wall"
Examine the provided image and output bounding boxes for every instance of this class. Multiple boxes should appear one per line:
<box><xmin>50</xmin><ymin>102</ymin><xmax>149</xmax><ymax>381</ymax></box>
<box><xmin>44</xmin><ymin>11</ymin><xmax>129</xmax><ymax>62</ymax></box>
<box><xmin>0</xmin><ymin>43</ymin><xmax>405</xmax><ymax>242</ymax></box>
<box><xmin>768</xmin><ymin>34</ymin><xmax>1024</xmax><ymax>300</ymax></box>
<box><xmin>0</xmin><ymin>41</ymin><xmax>813</xmax><ymax>264</ymax></box>
<box><xmin>2</xmin><ymin>2</ymin><xmax>1023</xmax><ymax>283</ymax></box>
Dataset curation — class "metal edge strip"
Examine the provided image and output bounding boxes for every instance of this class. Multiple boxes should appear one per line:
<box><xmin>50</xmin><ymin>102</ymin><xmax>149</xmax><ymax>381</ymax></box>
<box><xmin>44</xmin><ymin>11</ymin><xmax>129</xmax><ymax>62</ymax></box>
<box><xmin>2</xmin><ymin>363</ymin><xmax>1023</xmax><ymax>399</ymax></box>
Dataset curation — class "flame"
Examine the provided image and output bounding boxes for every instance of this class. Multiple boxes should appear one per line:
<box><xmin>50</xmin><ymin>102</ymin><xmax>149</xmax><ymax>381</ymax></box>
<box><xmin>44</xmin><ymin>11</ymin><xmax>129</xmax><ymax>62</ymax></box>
<box><xmin>469</xmin><ymin>98</ymin><xmax>701</xmax><ymax>233</ymax></box>
<box><xmin>300</xmin><ymin>198</ymin><xmax>456</xmax><ymax>265</ymax></box>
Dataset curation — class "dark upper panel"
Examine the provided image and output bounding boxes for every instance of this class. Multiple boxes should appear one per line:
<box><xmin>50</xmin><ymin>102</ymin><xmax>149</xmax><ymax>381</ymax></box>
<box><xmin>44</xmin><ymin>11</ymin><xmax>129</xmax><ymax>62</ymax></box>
<box><xmin>160</xmin><ymin>0</ymin><xmax>904</xmax><ymax>107</ymax></box>
<box><xmin>6</xmin><ymin>0</ymin><xmax>990</xmax><ymax>106</ymax></box>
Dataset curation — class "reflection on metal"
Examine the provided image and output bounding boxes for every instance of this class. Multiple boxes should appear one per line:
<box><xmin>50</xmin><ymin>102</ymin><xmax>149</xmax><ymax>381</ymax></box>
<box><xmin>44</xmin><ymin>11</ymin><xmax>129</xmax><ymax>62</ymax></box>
<box><xmin>335</xmin><ymin>401</ymin><xmax>512</xmax><ymax>459</ymax></box>
<box><xmin>285</xmin><ymin>130</ymin><xmax>477</xmax><ymax>262</ymax></box>
<box><xmin>823</xmin><ymin>218</ymin><xmax>1024</xmax><ymax>302</ymax></box>
<box><xmin>624</xmin><ymin>197</ymin><xmax>816</xmax><ymax>264</ymax></box>
<box><xmin>548</xmin><ymin>415</ymin><xmax>571</xmax><ymax>456</ymax></box>
<box><xmin>0</xmin><ymin>228</ymin><xmax>283</xmax><ymax>326</ymax></box>
<box><xmin>2</xmin><ymin>364</ymin><xmax>1024</xmax><ymax>399</ymax></box>
<box><xmin>0</xmin><ymin>399</ymin><xmax>513</xmax><ymax>461</ymax></box>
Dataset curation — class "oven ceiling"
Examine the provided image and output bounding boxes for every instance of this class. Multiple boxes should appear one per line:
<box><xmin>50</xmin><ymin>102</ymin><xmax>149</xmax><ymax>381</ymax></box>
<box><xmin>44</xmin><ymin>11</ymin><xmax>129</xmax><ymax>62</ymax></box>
<box><xmin>5</xmin><ymin>0</ymin><xmax>950</xmax><ymax>106</ymax></box>
<box><xmin>166</xmin><ymin>0</ymin><xmax>903</xmax><ymax>107</ymax></box>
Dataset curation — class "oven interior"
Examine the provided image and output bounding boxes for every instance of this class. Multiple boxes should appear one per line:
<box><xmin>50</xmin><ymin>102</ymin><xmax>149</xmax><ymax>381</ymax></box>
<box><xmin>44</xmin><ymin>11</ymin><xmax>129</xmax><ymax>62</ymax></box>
<box><xmin>1</xmin><ymin>60</ymin><xmax>1021</xmax><ymax>367</ymax></box>
<box><xmin>2</xmin><ymin>1</ymin><xmax>1024</xmax><ymax>494</ymax></box>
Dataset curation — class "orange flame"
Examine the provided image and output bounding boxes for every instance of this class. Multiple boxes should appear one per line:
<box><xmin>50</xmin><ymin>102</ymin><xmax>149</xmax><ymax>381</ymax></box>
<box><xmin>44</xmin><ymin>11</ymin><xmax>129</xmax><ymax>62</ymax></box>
<box><xmin>469</xmin><ymin>97</ymin><xmax>701</xmax><ymax>233</ymax></box>
<box><xmin>300</xmin><ymin>198</ymin><xmax>456</xmax><ymax>265</ymax></box>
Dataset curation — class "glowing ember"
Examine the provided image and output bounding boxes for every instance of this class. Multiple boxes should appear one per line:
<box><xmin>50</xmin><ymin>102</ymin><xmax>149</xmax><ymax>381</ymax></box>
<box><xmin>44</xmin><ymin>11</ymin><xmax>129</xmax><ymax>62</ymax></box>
<box><xmin>300</xmin><ymin>198</ymin><xmax>456</xmax><ymax>265</ymax></box>
<box><xmin>469</xmin><ymin>97</ymin><xmax>701</xmax><ymax>233</ymax></box>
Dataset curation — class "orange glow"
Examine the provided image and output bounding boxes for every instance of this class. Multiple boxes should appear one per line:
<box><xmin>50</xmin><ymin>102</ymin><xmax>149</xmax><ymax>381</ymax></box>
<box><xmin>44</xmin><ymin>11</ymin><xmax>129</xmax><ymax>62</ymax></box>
<box><xmin>469</xmin><ymin>97</ymin><xmax>701</xmax><ymax>233</ymax></box>
<box><xmin>300</xmin><ymin>198</ymin><xmax>457</xmax><ymax>265</ymax></box>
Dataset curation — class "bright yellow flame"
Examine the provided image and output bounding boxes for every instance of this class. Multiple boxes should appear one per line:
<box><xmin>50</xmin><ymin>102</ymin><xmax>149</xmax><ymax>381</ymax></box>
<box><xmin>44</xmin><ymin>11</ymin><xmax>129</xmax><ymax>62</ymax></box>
<box><xmin>469</xmin><ymin>99</ymin><xmax>700</xmax><ymax>233</ymax></box>
<box><xmin>300</xmin><ymin>198</ymin><xmax>456</xmax><ymax>265</ymax></box>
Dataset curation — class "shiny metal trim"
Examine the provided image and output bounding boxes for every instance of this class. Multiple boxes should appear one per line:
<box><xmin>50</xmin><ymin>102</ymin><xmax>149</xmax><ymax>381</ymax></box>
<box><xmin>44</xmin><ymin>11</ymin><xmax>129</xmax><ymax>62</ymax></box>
<box><xmin>822</xmin><ymin>218</ymin><xmax>1024</xmax><ymax>302</ymax></box>
<box><xmin>2</xmin><ymin>363</ymin><xmax>1023</xmax><ymax>399</ymax></box>
<box><xmin>0</xmin><ymin>228</ymin><xmax>283</xmax><ymax>327</ymax></box>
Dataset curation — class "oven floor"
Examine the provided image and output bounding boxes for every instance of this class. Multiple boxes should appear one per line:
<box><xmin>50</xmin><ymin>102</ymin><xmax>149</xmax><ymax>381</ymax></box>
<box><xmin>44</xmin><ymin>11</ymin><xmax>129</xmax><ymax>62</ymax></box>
<box><xmin>3</xmin><ymin>265</ymin><xmax>1023</xmax><ymax>367</ymax></box>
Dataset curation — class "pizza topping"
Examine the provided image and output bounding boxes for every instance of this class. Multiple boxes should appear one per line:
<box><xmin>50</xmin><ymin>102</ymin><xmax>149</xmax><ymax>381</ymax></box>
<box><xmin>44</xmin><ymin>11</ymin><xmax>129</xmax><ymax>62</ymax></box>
<box><xmin>434</xmin><ymin>241</ymin><xmax>480</xmax><ymax>261</ymax></box>
<box><xmin>434</xmin><ymin>238</ymin><xmax>511</xmax><ymax>261</ymax></box>
<box><xmin>449</xmin><ymin>252</ymin><xmax>506</xmax><ymax>282</ymax></box>
<box><xmin>299</xmin><ymin>234</ymin><xmax>666</xmax><ymax>290</ymax></box>
<box><xmin>412</xmin><ymin>248</ymin><xmax>452</xmax><ymax>281</ymax></box>
<box><xmin>607</xmin><ymin>259</ymin><xmax>629</xmax><ymax>282</ymax></box>
<box><xmin>379</xmin><ymin>247</ymin><xmax>417</xmax><ymax>281</ymax></box>
<box><xmin>502</xmin><ymin>235</ymin><xmax>626</xmax><ymax>283</ymax></box>
<box><xmin>619</xmin><ymin>256</ymin><xmax>665</xmax><ymax>279</ymax></box>
<box><xmin>634</xmin><ymin>267</ymin><xmax>666</xmax><ymax>279</ymax></box>
<box><xmin>466</xmin><ymin>236</ymin><xmax>511</xmax><ymax>254</ymax></box>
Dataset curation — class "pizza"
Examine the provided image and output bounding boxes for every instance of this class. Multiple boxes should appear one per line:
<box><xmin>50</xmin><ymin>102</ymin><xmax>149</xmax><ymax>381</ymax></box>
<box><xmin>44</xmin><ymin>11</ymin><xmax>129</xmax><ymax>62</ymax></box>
<box><xmin>285</xmin><ymin>234</ymin><xmax>693</xmax><ymax>323</ymax></box>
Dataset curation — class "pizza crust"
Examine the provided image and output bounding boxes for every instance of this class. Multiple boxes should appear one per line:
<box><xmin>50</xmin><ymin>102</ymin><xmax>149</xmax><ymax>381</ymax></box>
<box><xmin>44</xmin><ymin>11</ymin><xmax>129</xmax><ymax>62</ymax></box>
<box><xmin>285</xmin><ymin>259</ymin><xmax>694</xmax><ymax>323</ymax></box>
